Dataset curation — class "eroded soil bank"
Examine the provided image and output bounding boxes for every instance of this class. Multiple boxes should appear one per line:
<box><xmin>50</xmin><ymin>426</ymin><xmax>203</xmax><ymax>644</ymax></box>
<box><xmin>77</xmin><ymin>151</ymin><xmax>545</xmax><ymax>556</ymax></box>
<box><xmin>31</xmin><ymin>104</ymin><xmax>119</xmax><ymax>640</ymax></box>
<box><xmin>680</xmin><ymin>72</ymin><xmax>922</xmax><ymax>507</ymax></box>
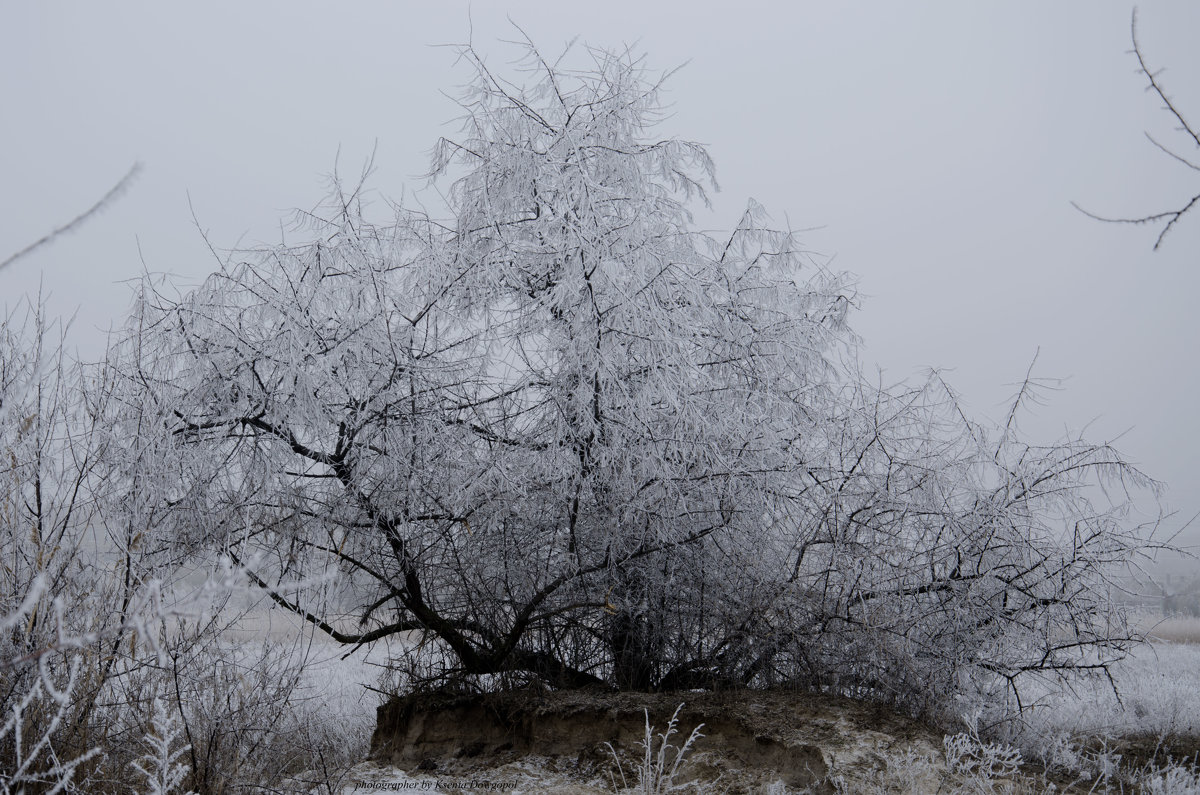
<box><xmin>370</xmin><ymin>688</ymin><xmax>947</xmax><ymax>793</ymax></box>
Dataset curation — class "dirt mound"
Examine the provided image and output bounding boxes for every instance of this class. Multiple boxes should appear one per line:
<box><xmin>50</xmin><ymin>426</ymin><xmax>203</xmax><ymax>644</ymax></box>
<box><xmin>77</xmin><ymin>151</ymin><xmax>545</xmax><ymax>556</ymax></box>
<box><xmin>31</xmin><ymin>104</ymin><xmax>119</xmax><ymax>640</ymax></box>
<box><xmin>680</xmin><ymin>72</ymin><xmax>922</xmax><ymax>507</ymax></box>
<box><xmin>370</xmin><ymin>688</ymin><xmax>946</xmax><ymax>793</ymax></box>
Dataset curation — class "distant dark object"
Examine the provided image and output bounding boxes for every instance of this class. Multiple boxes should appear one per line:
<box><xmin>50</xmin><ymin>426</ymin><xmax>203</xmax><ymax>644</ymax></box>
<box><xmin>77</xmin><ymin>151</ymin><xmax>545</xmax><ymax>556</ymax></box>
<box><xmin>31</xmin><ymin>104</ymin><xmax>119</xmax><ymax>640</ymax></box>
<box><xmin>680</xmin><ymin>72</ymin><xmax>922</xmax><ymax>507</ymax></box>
<box><xmin>1163</xmin><ymin>580</ymin><xmax>1200</xmax><ymax>617</ymax></box>
<box><xmin>1074</xmin><ymin>10</ymin><xmax>1199</xmax><ymax>250</ymax></box>
<box><xmin>1163</xmin><ymin>593</ymin><xmax>1200</xmax><ymax>618</ymax></box>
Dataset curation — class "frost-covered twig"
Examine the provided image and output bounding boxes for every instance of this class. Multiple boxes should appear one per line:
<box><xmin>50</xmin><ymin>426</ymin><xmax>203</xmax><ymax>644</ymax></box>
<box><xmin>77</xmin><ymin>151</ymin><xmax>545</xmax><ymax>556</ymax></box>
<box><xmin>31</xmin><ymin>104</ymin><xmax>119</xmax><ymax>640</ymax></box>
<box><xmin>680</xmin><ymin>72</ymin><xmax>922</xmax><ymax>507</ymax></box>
<box><xmin>0</xmin><ymin>657</ymin><xmax>99</xmax><ymax>795</ymax></box>
<box><xmin>131</xmin><ymin>697</ymin><xmax>195</xmax><ymax>795</ymax></box>
<box><xmin>1074</xmin><ymin>10</ymin><xmax>1200</xmax><ymax>249</ymax></box>
<box><xmin>0</xmin><ymin>163</ymin><xmax>141</xmax><ymax>273</ymax></box>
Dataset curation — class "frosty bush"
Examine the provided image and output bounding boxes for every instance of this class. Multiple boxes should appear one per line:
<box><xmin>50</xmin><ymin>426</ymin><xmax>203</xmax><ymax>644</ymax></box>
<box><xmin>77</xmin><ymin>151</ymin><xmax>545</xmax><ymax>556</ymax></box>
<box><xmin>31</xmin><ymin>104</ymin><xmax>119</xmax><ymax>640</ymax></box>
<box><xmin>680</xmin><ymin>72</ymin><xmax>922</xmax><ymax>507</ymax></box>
<box><xmin>943</xmin><ymin>724</ymin><xmax>1022</xmax><ymax>791</ymax></box>
<box><xmin>106</xmin><ymin>35</ymin><xmax>1164</xmax><ymax>721</ymax></box>
<box><xmin>0</xmin><ymin>296</ymin><xmax>365</xmax><ymax>793</ymax></box>
<box><xmin>0</xmin><ymin>301</ymin><xmax>117</xmax><ymax>791</ymax></box>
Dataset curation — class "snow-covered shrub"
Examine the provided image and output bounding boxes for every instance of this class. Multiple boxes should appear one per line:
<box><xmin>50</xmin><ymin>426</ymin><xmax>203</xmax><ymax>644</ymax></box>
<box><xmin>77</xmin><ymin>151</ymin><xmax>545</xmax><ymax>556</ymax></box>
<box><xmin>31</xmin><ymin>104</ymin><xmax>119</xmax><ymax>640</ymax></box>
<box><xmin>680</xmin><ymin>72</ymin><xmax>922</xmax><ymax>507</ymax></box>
<box><xmin>0</xmin><ymin>649</ymin><xmax>98</xmax><ymax>794</ymax></box>
<box><xmin>1144</xmin><ymin>764</ymin><xmax>1200</xmax><ymax>795</ymax></box>
<box><xmin>102</xmin><ymin>35</ymin><xmax>1165</xmax><ymax>728</ymax></box>
<box><xmin>1</xmin><ymin>296</ymin><xmax>366</xmax><ymax>793</ymax></box>
<box><xmin>165</xmin><ymin>635</ymin><xmax>364</xmax><ymax>793</ymax></box>
<box><xmin>0</xmin><ymin>300</ymin><xmax>119</xmax><ymax>791</ymax></box>
<box><xmin>1016</xmin><ymin>642</ymin><xmax>1200</xmax><ymax>741</ymax></box>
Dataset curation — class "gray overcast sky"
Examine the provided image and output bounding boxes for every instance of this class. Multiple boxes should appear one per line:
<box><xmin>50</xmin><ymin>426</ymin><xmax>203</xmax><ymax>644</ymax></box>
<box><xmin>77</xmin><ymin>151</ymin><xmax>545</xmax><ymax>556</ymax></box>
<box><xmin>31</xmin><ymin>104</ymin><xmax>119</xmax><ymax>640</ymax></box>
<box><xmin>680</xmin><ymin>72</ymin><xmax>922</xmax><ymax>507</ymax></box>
<box><xmin>3</xmin><ymin>2</ymin><xmax>1198</xmax><ymax>553</ymax></box>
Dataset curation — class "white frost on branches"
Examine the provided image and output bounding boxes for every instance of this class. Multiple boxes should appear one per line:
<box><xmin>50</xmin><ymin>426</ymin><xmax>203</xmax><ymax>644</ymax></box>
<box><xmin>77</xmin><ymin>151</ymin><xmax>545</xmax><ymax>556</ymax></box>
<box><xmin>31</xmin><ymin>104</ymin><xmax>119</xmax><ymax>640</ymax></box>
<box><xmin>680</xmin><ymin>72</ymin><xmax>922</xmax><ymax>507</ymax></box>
<box><xmin>130</xmin><ymin>697</ymin><xmax>195</xmax><ymax>795</ymax></box>
<box><xmin>95</xmin><ymin>35</ymin><xmax>1169</xmax><ymax>725</ymax></box>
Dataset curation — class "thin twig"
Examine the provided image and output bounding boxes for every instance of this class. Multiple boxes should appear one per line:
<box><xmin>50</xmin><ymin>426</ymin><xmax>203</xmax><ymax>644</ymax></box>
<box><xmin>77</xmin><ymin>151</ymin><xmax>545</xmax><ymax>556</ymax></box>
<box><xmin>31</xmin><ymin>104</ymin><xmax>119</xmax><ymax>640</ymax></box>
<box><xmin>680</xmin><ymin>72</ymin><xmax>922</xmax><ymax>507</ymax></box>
<box><xmin>0</xmin><ymin>162</ymin><xmax>142</xmax><ymax>273</ymax></box>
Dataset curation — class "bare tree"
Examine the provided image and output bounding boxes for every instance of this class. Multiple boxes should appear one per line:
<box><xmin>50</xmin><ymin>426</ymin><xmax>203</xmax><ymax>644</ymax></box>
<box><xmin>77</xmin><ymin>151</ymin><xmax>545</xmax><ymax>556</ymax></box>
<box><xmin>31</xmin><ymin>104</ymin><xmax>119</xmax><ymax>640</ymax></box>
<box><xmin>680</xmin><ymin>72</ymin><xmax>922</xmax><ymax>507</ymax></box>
<box><xmin>1074</xmin><ymin>10</ymin><xmax>1199</xmax><ymax>250</ymax></box>
<box><xmin>109</xmin><ymin>37</ymin><xmax>1164</xmax><ymax>722</ymax></box>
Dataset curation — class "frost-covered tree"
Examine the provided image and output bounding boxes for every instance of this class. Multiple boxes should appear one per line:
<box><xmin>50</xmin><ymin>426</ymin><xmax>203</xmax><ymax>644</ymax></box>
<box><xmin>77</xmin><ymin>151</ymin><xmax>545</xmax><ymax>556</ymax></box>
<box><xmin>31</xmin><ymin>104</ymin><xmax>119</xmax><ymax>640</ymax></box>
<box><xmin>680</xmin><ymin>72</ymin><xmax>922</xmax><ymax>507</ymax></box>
<box><xmin>110</xmin><ymin>39</ymin><xmax>853</xmax><ymax>692</ymax></box>
<box><xmin>109</xmin><ymin>37</ymin><xmax>1162</xmax><ymax>716</ymax></box>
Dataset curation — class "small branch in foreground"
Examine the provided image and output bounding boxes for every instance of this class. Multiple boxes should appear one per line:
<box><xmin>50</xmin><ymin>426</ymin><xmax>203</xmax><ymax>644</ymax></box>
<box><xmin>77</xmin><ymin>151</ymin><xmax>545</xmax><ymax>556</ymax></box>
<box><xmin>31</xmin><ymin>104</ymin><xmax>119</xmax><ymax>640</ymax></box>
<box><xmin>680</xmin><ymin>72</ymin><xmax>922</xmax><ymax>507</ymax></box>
<box><xmin>1074</xmin><ymin>10</ymin><xmax>1199</xmax><ymax>250</ymax></box>
<box><xmin>0</xmin><ymin>162</ymin><xmax>143</xmax><ymax>273</ymax></box>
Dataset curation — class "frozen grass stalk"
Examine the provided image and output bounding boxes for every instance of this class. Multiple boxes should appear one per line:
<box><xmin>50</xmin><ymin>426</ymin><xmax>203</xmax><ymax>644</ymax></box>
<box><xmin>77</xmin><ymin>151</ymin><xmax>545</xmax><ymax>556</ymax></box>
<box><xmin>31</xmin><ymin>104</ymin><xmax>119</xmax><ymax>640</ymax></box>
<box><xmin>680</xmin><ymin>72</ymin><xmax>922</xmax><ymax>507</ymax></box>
<box><xmin>607</xmin><ymin>704</ymin><xmax>705</xmax><ymax>794</ymax></box>
<box><xmin>131</xmin><ymin>697</ymin><xmax>194</xmax><ymax>795</ymax></box>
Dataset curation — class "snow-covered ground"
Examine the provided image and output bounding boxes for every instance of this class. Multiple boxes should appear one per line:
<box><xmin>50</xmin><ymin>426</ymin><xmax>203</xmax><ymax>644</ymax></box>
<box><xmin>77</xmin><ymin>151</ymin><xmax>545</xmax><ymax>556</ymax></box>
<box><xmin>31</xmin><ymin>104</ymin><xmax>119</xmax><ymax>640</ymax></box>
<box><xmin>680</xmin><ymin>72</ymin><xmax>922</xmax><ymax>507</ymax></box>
<box><xmin>1020</xmin><ymin>634</ymin><xmax>1200</xmax><ymax>741</ymax></box>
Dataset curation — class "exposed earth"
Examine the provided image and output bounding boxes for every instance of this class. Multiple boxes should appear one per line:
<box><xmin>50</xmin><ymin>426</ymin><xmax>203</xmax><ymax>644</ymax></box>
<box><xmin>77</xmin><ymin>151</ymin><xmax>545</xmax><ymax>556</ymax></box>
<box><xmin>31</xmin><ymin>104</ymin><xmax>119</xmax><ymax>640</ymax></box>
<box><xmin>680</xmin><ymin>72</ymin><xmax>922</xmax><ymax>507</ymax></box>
<box><xmin>361</xmin><ymin>688</ymin><xmax>952</xmax><ymax>793</ymax></box>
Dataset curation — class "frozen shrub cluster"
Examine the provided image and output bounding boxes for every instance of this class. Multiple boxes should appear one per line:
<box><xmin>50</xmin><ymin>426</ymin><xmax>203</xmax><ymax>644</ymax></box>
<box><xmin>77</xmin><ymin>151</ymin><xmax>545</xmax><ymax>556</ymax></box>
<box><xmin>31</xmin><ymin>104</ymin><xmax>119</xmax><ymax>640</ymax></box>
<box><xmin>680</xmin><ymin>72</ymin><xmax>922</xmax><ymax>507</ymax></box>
<box><xmin>1017</xmin><ymin>641</ymin><xmax>1200</xmax><ymax>741</ymax></box>
<box><xmin>0</xmin><ymin>299</ymin><xmax>371</xmax><ymax>792</ymax></box>
<box><xmin>100</xmin><ymin>35</ymin><xmax>1166</xmax><ymax>726</ymax></box>
<box><xmin>1144</xmin><ymin>766</ymin><xmax>1200</xmax><ymax>795</ymax></box>
<box><xmin>943</xmin><ymin>728</ymin><xmax>1022</xmax><ymax>791</ymax></box>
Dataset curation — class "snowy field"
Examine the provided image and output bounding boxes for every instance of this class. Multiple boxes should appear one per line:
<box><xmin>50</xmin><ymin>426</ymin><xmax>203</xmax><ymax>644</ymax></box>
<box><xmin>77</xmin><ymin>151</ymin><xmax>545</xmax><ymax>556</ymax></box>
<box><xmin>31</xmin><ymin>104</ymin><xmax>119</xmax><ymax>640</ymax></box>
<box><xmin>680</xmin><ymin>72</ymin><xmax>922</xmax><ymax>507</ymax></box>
<box><xmin>1019</xmin><ymin>614</ymin><xmax>1200</xmax><ymax>741</ymax></box>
